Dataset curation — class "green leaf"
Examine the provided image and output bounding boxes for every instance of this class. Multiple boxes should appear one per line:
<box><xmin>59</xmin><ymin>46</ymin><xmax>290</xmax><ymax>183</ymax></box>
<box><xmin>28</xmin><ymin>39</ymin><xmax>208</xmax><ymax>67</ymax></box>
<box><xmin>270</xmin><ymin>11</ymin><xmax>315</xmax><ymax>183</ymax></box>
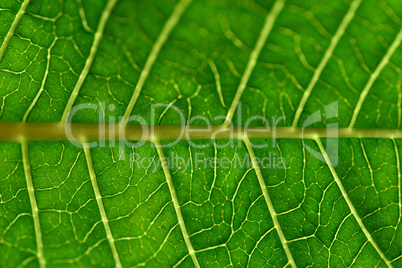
<box><xmin>0</xmin><ymin>0</ymin><xmax>402</xmax><ymax>267</ymax></box>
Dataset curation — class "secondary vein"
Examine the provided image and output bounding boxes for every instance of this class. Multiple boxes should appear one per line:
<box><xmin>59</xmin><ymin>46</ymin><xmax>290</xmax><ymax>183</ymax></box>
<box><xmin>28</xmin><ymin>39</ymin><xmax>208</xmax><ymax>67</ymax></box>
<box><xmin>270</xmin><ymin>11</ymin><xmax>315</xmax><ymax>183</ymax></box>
<box><xmin>61</xmin><ymin>0</ymin><xmax>118</xmax><ymax>123</ymax></box>
<box><xmin>316</xmin><ymin>138</ymin><xmax>393</xmax><ymax>268</ymax></box>
<box><xmin>223</xmin><ymin>0</ymin><xmax>285</xmax><ymax>127</ymax></box>
<box><xmin>243</xmin><ymin>137</ymin><xmax>296</xmax><ymax>268</ymax></box>
<box><xmin>0</xmin><ymin>0</ymin><xmax>31</xmax><ymax>62</ymax></box>
<box><xmin>83</xmin><ymin>145</ymin><xmax>123</xmax><ymax>268</ymax></box>
<box><xmin>21</xmin><ymin>140</ymin><xmax>46</xmax><ymax>268</ymax></box>
<box><xmin>349</xmin><ymin>27</ymin><xmax>402</xmax><ymax>128</ymax></box>
<box><xmin>122</xmin><ymin>0</ymin><xmax>192</xmax><ymax>121</ymax></box>
<box><xmin>154</xmin><ymin>140</ymin><xmax>200</xmax><ymax>268</ymax></box>
<box><xmin>292</xmin><ymin>0</ymin><xmax>361</xmax><ymax>127</ymax></box>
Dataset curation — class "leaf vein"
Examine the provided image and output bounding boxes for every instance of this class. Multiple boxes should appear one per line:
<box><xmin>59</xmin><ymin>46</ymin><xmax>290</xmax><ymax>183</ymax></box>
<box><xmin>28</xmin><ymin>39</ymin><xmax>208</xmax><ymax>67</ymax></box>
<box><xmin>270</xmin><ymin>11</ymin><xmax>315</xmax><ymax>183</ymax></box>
<box><xmin>83</xmin><ymin>146</ymin><xmax>123</xmax><ymax>268</ymax></box>
<box><xmin>0</xmin><ymin>0</ymin><xmax>31</xmax><ymax>62</ymax></box>
<box><xmin>61</xmin><ymin>0</ymin><xmax>118</xmax><ymax>122</ymax></box>
<box><xmin>21</xmin><ymin>140</ymin><xmax>46</xmax><ymax>268</ymax></box>
<box><xmin>349</xmin><ymin>27</ymin><xmax>402</xmax><ymax>128</ymax></box>
<box><xmin>316</xmin><ymin>138</ymin><xmax>393</xmax><ymax>268</ymax></box>
<box><xmin>243</xmin><ymin>137</ymin><xmax>296</xmax><ymax>268</ymax></box>
<box><xmin>292</xmin><ymin>0</ymin><xmax>362</xmax><ymax>127</ymax></box>
<box><xmin>223</xmin><ymin>0</ymin><xmax>285</xmax><ymax>126</ymax></box>
<box><xmin>154</xmin><ymin>140</ymin><xmax>201</xmax><ymax>268</ymax></box>
<box><xmin>123</xmin><ymin>0</ymin><xmax>193</xmax><ymax>121</ymax></box>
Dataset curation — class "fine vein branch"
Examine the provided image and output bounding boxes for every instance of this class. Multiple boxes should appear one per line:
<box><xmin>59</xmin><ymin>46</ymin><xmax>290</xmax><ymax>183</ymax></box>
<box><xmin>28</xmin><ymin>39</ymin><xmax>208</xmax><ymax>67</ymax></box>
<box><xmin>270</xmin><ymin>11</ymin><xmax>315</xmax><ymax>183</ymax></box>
<box><xmin>2</xmin><ymin>123</ymin><xmax>402</xmax><ymax>141</ymax></box>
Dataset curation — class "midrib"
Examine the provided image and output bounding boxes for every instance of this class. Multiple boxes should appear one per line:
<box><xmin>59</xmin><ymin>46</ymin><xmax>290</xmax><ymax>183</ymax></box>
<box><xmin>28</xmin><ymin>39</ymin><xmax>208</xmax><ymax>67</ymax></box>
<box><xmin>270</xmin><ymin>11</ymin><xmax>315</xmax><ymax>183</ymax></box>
<box><xmin>2</xmin><ymin>123</ymin><xmax>402</xmax><ymax>141</ymax></box>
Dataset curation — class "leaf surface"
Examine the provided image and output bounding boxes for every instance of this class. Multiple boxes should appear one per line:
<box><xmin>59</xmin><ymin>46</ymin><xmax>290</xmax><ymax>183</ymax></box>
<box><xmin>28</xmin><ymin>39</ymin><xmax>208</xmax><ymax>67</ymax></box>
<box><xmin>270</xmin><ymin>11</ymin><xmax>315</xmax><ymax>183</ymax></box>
<box><xmin>0</xmin><ymin>0</ymin><xmax>402</xmax><ymax>267</ymax></box>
